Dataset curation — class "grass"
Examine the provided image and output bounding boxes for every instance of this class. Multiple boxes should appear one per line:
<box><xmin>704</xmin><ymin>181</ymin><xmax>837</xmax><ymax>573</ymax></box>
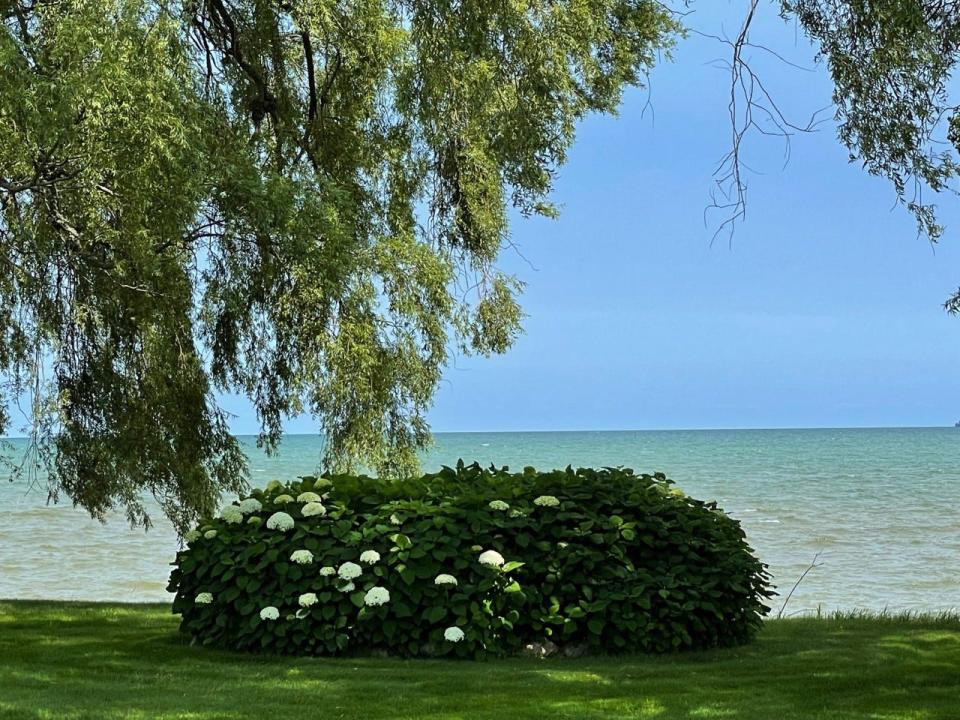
<box><xmin>2</xmin><ymin>601</ymin><xmax>960</xmax><ymax>719</ymax></box>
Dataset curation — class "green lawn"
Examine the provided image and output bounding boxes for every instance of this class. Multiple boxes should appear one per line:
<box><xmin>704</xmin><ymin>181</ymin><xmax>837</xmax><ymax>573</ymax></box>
<box><xmin>2</xmin><ymin>601</ymin><xmax>959</xmax><ymax>719</ymax></box>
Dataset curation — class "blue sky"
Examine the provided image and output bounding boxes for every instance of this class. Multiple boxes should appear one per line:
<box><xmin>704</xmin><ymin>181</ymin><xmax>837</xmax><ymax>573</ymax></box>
<box><xmin>245</xmin><ymin>2</ymin><xmax>960</xmax><ymax>434</ymax></box>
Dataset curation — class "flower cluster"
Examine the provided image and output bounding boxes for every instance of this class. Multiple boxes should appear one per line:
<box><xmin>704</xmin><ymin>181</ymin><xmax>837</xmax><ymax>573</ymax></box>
<box><xmin>488</xmin><ymin>500</ymin><xmax>510</xmax><ymax>511</ymax></box>
<box><xmin>338</xmin><ymin>562</ymin><xmax>362</xmax><ymax>580</ymax></box>
<box><xmin>290</xmin><ymin>549</ymin><xmax>314</xmax><ymax>565</ymax></box>
<box><xmin>364</xmin><ymin>587</ymin><xmax>390</xmax><ymax>607</ymax></box>
<box><xmin>266</xmin><ymin>512</ymin><xmax>295</xmax><ymax>532</ymax></box>
<box><xmin>195</xmin><ymin>592</ymin><xmax>213</xmax><ymax>605</ymax></box>
<box><xmin>478</xmin><ymin>550</ymin><xmax>505</xmax><ymax>567</ymax></box>
<box><xmin>302</xmin><ymin>502</ymin><xmax>326</xmax><ymax>517</ymax></box>
<box><xmin>273</xmin><ymin>494</ymin><xmax>295</xmax><ymax>504</ymax></box>
<box><xmin>239</xmin><ymin>498</ymin><xmax>262</xmax><ymax>515</ymax></box>
<box><xmin>359</xmin><ymin>550</ymin><xmax>380</xmax><ymax>565</ymax></box>
<box><xmin>297</xmin><ymin>491</ymin><xmax>322</xmax><ymax>503</ymax></box>
<box><xmin>220</xmin><ymin>505</ymin><xmax>244</xmax><ymax>524</ymax></box>
<box><xmin>260</xmin><ymin>606</ymin><xmax>280</xmax><ymax>621</ymax></box>
<box><xmin>533</xmin><ymin>495</ymin><xmax>560</xmax><ymax>507</ymax></box>
<box><xmin>444</xmin><ymin>627</ymin><xmax>465</xmax><ymax>643</ymax></box>
<box><xmin>434</xmin><ymin>574</ymin><xmax>458</xmax><ymax>586</ymax></box>
<box><xmin>298</xmin><ymin>593</ymin><xmax>318</xmax><ymax>608</ymax></box>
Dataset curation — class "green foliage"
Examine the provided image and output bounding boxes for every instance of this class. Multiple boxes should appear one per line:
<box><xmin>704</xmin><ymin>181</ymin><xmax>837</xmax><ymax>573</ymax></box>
<box><xmin>168</xmin><ymin>464</ymin><xmax>772</xmax><ymax>657</ymax></box>
<box><xmin>782</xmin><ymin>1</ymin><xmax>960</xmax><ymax>246</ymax></box>
<box><xmin>0</xmin><ymin>1</ymin><xmax>678</xmax><ymax>531</ymax></box>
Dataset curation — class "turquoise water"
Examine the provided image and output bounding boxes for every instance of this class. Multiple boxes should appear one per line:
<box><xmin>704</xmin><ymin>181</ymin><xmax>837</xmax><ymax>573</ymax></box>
<box><xmin>2</xmin><ymin>428</ymin><xmax>958</xmax><ymax>614</ymax></box>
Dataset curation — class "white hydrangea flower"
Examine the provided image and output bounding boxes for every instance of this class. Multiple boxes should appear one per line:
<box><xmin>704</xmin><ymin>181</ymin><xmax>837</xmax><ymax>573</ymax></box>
<box><xmin>265</xmin><ymin>511</ymin><xmax>295</xmax><ymax>532</ymax></box>
<box><xmin>444</xmin><ymin>626</ymin><xmax>465</xmax><ymax>643</ymax></box>
<box><xmin>290</xmin><ymin>549</ymin><xmax>314</xmax><ymax>565</ymax></box>
<box><xmin>313</xmin><ymin>478</ymin><xmax>333</xmax><ymax>490</ymax></box>
<box><xmin>195</xmin><ymin>592</ymin><xmax>213</xmax><ymax>604</ymax></box>
<box><xmin>301</xmin><ymin>501</ymin><xmax>326</xmax><ymax>517</ymax></box>
<box><xmin>219</xmin><ymin>505</ymin><xmax>243</xmax><ymax>524</ymax></box>
<box><xmin>364</xmin><ymin>587</ymin><xmax>390</xmax><ymax>606</ymax></box>
<box><xmin>389</xmin><ymin>514</ymin><xmax>402</xmax><ymax>525</ymax></box>
<box><xmin>265</xmin><ymin>480</ymin><xmax>282</xmax><ymax>492</ymax></box>
<box><xmin>273</xmin><ymin>494</ymin><xmax>295</xmax><ymax>504</ymax></box>
<box><xmin>318</xmin><ymin>566</ymin><xmax>336</xmax><ymax>577</ymax></box>
<box><xmin>338</xmin><ymin>562</ymin><xmax>362</xmax><ymax>580</ymax></box>
<box><xmin>533</xmin><ymin>495</ymin><xmax>560</xmax><ymax>507</ymax></box>
<box><xmin>247</xmin><ymin>516</ymin><xmax>262</xmax><ymax>526</ymax></box>
<box><xmin>509</xmin><ymin>509</ymin><xmax>526</xmax><ymax>518</ymax></box>
<box><xmin>488</xmin><ymin>500</ymin><xmax>510</xmax><ymax>511</ymax></box>
<box><xmin>338</xmin><ymin>581</ymin><xmax>355</xmax><ymax>593</ymax></box>
<box><xmin>434</xmin><ymin>574</ymin><xmax>458</xmax><ymax>587</ymax></box>
<box><xmin>259</xmin><ymin>606</ymin><xmax>280</xmax><ymax>621</ymax></box>
<box><xmin>298</xmin><ymin>592</ymin><xmax>318</xmax><ymax>608</ymax></box>
<box><xmin>203</xmin><ymin>529</ymin><xmax>217</xmax><ymax>540</ymax></box>
<box><xmin>359</xmin><ymin>550</ymin><xmax>381</xmax><ymax>565</ymax></box>
<box><xmin>297</xmin><ymin>491</ymin><xmax>322</xmax><ymax>503</ymax></box>
<box><xmin>184</xmin><ymin>530</ymin><xmax>201</xmax><ymax>543</ymax></box>
<box><xmin>478</xmin><ymin>549</ymin><xmax>505</xmax><ymax>567</ymax></box>
<box><xmin>238</xmin><ymin>498</ymin><xmax>262</xmax><ymax>515</ymax></box>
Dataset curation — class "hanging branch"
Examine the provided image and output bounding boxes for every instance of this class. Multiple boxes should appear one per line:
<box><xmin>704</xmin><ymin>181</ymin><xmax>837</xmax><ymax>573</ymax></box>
<box><xmin>694</xmin><ymin>0</ymin><xmax>829</xmax><ymax>244</ymax></box>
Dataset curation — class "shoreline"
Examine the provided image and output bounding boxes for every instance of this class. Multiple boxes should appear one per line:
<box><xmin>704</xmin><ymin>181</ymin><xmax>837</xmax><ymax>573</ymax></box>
<box><xmin>4</xmin><ymin>598</ymin><xmax>960</xmax><ymax>622</ymax></box>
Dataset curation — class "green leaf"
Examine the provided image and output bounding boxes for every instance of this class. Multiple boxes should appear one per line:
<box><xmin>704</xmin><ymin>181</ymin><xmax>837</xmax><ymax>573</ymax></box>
<box><xmin>424</xmin><ymin>606</ymin><xmax>446</xmax><ymax>623</ymax></box>
<box><xmin>390</xmin><ymin>533</ymin><xmax>412</xmax><ymax>550</ymax></box>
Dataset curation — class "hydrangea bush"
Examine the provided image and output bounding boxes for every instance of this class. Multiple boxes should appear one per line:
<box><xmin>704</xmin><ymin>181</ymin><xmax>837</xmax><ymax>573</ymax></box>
<box><xmin>169</xmin><ymin>463</ymin><xmax>773</xmax><ymax>658</ymax></box>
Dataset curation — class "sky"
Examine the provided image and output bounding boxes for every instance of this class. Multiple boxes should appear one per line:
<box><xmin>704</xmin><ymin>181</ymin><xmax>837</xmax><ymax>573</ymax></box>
<box><xmin>240</xmin><ymin>2</ymin><xmax>960</xmax><ymax>434</ymax></box>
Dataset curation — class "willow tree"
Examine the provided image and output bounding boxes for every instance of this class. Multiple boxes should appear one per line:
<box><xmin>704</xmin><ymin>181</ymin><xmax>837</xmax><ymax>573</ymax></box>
<box><xmin>721</xmin><ymin>1</ymin><xmax>960</xmax><ymax>283</ymax></box>
<box><xmin>0</xmin><ymin>1</ymin><xmax>678</xmax><ymax>529</ymax></box>
<box><xmin>780</xmin><ymin>1</ymin><xmax>960</xmax><ymax>311</ymax></box>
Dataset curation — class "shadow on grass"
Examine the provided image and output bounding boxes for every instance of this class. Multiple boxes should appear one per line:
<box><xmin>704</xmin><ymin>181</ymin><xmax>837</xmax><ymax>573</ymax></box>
<box><xmin>1</xmin><ymin>601</ymin><xmax>959</xmax><ymax>719</ymax></box>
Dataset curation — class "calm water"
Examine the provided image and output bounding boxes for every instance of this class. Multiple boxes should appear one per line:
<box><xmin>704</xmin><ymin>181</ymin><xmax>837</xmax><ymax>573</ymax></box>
<box><xmin>1</xmin><ymin>428</ymin><xmax>958</xmax><ymax>615</ymax></box>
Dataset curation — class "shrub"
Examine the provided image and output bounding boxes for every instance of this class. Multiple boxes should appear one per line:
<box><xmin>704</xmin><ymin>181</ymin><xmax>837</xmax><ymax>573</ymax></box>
<box><xmin>168</xmin><ymin>463</ymin><xmax>773</xmax><ymax>658</ymax></box>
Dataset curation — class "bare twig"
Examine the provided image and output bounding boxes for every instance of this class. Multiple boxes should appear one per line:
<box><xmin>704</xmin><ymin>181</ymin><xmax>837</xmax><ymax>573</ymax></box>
<box><xmin>777</xmin><ymin>551</ymin><xmax>824</xmax><ymax>619</ymax></box>
<box><xmin>694</xmin><ymin>1</ymin><xmax>829</xmax><ymax>244</ymax></box>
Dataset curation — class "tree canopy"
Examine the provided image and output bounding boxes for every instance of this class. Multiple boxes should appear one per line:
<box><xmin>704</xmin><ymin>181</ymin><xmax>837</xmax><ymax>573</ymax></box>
<box><xmin>5</xmin><ymin>0</ymin><xmax>960</xmax><ymax>532</ymax></box>
<box><xmin>777</xmin><ymin>1</ymin><xmax>960</xmax><ymax>311</ymax></box>
<box><xmin>0</xmin><ymin>0</ymin><xmax>678</xmax><ymax>530</ymax></box>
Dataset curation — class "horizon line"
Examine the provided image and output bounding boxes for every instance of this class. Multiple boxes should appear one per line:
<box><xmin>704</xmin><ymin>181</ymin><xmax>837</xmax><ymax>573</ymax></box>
<box><xmin>1</xmin><ymin>424</ymin><xmax>953</xmax><ymax>441</ymax></box>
